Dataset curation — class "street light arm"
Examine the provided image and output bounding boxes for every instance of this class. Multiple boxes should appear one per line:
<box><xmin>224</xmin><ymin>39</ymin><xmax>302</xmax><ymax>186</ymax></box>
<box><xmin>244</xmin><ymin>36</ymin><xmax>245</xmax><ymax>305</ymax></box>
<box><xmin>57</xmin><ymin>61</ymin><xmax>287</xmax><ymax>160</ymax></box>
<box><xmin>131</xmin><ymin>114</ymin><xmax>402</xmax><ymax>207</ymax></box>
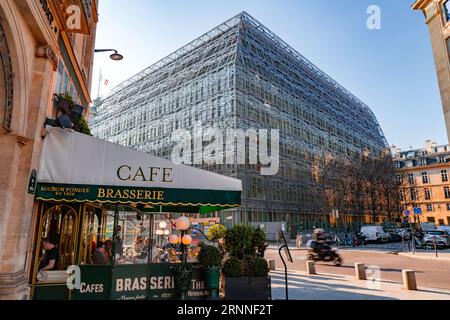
<box><xmin>94</xmin><ymin>49</ymin><xmax>118</xmax><ymax>53</ymax></box>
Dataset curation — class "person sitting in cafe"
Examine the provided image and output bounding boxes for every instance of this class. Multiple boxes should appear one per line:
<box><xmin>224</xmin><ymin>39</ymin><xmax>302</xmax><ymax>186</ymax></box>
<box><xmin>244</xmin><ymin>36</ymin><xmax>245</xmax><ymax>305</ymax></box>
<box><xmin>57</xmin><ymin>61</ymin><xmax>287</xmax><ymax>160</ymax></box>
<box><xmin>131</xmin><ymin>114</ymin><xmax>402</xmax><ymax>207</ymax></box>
<box><xmin>39</xmin><ymin>238</ymin><xmax>60</xmax><ymax>271</ymax></box>
<box><xmin>92</xmin><ymin>241</ymin><xmax>109</xmax><ymax>265</ymax></box>
<box><xmin>132</xmin><ymin>235</ymin><xmax>145</xmax><ymax>255</ymax></box>
<box><xmin>104</xmin><ymin>239</ymin><xmax>113</xmax><ymax>261</ymax></box>
<box><xmin>114</xmin><ymin>225</ymin><xmax>123</xmax><ymax>259</ymax></box>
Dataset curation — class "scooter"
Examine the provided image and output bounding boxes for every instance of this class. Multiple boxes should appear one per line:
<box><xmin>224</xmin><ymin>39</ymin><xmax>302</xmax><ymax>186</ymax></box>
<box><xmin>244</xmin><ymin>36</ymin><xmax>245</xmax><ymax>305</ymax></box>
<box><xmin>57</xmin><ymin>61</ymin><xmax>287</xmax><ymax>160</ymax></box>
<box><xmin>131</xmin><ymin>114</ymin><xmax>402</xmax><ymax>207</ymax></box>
<box><xmin>306</xmin><ymin>240</ymin><xmax>343</xmax><ymax>266</ymax></box>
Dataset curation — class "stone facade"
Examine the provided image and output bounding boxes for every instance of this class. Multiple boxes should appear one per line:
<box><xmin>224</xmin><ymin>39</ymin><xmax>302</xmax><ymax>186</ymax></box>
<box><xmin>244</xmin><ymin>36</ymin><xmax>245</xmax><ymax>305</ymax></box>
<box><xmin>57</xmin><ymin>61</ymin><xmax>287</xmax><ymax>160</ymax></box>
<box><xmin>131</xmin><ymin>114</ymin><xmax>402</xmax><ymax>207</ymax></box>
<box><xmin>412</xmin><ymin>0</ymin><xmax>450</xmax><ymax>142</ymax></box>
<box><xmin>393</xmin><ymin>141</ymin><xmax>450</xmax><ymax>226</ymax></box>
<box><xmin>0</xmin><ymin>0</ymin><xmax>98</xmax><ymax>300</ymax></box>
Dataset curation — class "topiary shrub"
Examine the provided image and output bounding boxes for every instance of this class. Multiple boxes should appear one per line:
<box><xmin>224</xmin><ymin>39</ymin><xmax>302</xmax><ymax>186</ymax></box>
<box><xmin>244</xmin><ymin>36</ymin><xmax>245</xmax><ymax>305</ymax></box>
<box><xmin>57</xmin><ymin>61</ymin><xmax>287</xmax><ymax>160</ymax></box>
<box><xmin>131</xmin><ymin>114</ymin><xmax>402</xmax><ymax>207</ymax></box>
<box><xmin>222</xmin><ymin>257</ymin><xmax>244</xmax><ymax>277</ymax></box>
<box><xmin>224</xmin><ymin>224</ymin><xmax>267</xmax><ymax>259</ymax></box>
<box><xmin>243</xmin><ymin>256</ymin><xmax>269</xmax><ymax>277</ymax></box>
<box><xmin>223</xmin><ymin>225</ymin><xmax>269</xmax><ymax>278</ymax></box>
<box><xmin>198</xmin><ymin>245</ymin><xmax>222</xmax><ymax>268</ymax></box>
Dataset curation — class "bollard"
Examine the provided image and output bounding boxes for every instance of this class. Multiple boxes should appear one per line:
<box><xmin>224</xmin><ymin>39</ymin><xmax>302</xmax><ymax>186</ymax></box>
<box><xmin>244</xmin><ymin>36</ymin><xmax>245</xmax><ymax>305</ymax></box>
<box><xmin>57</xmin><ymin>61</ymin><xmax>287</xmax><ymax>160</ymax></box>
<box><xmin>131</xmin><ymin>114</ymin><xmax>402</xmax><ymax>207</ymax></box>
<box><xmin>355</xmin><ymin>263</ymin><xmax>366</xmax><ymax>280</ymax></box>
<box><xmin>402</xmin><ymin>270</ymin><xmax>417</xmax><ymax>290</ymax></box>
<box><xmin>268</xmin><ymin>260</ymin><xmax>276</xmax><ymax>271</ymax></box>
<box><xmin>306</xmin><ymin>260</ymin><xmax>316</xmax><ymax>275</ymax></box>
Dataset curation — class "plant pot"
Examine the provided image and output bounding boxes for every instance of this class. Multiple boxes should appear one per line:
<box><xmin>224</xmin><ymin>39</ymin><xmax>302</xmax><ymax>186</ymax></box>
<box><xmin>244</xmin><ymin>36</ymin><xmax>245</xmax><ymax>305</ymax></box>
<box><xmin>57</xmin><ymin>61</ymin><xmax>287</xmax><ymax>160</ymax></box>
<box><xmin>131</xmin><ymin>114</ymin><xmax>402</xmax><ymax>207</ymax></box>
<box><xmin>224</xmin><ymin>276</ymin><xmax>271</xmax><ymax>300</ymax></box>
<box><xmin>203</xmin><ymin>267</ymin><xmax>220</xmax><ymax>300</ymax></box>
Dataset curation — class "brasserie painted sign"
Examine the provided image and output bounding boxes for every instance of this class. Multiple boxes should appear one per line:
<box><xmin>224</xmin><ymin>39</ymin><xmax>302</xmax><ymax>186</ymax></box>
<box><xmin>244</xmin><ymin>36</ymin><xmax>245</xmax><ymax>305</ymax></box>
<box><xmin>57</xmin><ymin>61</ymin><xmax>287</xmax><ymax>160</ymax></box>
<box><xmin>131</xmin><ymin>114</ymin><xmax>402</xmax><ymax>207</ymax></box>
<box><xmin>72</xmin><ymin>264</ymin><xmax>208</xmax><ymax>300</ymax></box>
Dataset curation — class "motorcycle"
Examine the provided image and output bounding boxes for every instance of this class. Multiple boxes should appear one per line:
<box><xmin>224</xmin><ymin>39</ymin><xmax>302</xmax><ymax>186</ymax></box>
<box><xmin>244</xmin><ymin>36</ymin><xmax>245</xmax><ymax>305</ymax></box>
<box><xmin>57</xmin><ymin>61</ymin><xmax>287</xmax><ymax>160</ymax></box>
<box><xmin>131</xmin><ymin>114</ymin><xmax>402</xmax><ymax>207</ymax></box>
<box><xmin>306</xmin><ymin>240</ymin><xmax>343</xmax><ymax>266</ymax></box>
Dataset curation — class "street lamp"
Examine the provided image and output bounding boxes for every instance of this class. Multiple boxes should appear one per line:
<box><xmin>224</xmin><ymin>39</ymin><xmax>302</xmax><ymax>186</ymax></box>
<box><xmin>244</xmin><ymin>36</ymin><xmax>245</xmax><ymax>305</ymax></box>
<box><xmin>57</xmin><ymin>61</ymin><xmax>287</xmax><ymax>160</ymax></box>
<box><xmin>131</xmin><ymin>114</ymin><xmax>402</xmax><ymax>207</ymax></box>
<box><xmin>94</xmin><ymin>49</ymin><xmax>124</xmax><ymax>61</ymax></box>
<box><xmin>172</xmin><ymin>216</ymin><xmax>193</xmax><ymax>300</ymax></box>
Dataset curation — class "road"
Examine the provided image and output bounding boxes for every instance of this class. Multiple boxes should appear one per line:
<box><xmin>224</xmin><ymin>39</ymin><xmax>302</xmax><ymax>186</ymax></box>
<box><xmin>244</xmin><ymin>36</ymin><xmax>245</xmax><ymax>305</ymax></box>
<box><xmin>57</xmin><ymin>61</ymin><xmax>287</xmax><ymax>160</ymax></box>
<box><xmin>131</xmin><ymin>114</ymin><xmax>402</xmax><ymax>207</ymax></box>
<box><xmin>265</xmin><ymin>247</ymin><xmax>450</xmax><ymax>290</ymax></box>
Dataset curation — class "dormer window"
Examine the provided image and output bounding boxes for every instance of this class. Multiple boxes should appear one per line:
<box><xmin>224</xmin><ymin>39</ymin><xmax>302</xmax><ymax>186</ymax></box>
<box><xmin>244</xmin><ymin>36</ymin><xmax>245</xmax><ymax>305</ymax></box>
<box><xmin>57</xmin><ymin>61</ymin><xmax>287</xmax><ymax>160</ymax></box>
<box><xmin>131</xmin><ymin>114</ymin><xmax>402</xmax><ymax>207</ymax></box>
<box><xmin>420</xmin><ymin>158</ymin><xmax>427</xmax><ymax>166</ymax></box>
<box><xmin>394</xmin><ymin>162</ymin><xmax>401</xmax><ymax>169</ymax></box>
<box><xmin>439</xmin><ymin>156</ymin><xmax>446</xmax><ymax>163</ymax></box>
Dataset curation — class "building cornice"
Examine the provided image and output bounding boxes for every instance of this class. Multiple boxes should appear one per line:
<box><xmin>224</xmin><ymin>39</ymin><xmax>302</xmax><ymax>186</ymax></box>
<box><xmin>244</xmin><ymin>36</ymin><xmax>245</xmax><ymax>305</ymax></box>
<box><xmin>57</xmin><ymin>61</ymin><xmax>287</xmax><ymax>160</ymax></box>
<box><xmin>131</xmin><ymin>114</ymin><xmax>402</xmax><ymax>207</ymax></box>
<box><xmin>412</xmin><ymin>0</ymin><xmax>433</xmax><ymax>10</ymax></box>
<box><xmin>396</xmin><ymin>162</ymin><xmax>450</xmax><ymax>172</ymax></box>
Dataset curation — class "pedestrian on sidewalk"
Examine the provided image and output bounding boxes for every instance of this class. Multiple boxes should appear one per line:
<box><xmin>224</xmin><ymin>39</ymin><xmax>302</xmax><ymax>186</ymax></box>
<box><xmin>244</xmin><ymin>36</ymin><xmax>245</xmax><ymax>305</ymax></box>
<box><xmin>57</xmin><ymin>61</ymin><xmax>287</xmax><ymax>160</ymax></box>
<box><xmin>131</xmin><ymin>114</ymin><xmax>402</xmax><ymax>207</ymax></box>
<box><xmin>296</xmin><ymin>233</ymin><xmax>303</xmax><ymax>248</ymax></box>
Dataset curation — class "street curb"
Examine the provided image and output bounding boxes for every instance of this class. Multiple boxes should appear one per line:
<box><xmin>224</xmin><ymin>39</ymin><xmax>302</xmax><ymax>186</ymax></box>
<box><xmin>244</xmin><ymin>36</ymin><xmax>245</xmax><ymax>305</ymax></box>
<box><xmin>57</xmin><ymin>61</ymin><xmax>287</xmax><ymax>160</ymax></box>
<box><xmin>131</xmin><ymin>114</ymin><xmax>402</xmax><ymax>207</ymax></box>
<box><xmin>397</xmin><ymin>252</ymin><xmax>450</xmax><ymax>261</ymax></box>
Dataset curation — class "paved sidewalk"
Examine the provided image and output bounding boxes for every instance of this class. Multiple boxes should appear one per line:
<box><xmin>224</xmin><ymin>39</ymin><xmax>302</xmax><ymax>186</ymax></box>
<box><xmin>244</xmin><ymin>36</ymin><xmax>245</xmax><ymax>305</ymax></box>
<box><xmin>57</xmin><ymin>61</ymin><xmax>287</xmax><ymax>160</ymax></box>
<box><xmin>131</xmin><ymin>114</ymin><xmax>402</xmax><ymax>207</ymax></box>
<box><xmin>397</xmin><ymin>251</ymin><xmax>450</xmax><ymax>261</ymax></box>
<box><xmin>270</xmin><ymin>269</ymin><xmax>450</xmax><ymax>300</ymax></box>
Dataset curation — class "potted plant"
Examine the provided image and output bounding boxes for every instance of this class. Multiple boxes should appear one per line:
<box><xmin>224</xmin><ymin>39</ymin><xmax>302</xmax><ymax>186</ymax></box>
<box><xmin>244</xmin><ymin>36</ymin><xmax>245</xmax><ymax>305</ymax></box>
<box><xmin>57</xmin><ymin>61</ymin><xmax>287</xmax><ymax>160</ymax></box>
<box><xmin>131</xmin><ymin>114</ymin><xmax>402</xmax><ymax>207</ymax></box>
<box><xmin>222</xmin><ymin>225</ymin><xmax>271</xmax><ymax>300</ymax></box>
<box><xmin>198</xmin><ymin>245</ymin><xmax>223</xmax><ymax>300</ymax></box>
<box><xmin>53</xmin><ymin>93</ymin><xmax>91</xmax><ymax>135</ymax></box>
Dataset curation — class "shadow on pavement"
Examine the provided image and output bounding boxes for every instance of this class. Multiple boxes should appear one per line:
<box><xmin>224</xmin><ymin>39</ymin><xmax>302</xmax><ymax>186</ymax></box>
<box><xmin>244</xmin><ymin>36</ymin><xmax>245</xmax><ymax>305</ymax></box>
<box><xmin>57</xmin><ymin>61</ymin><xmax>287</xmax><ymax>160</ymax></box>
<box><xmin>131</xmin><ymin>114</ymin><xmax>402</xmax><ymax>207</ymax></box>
<box><xmin>270</xmin><ymin>273</ymin><xmax>398</xmax><ymax>300</ymax></box>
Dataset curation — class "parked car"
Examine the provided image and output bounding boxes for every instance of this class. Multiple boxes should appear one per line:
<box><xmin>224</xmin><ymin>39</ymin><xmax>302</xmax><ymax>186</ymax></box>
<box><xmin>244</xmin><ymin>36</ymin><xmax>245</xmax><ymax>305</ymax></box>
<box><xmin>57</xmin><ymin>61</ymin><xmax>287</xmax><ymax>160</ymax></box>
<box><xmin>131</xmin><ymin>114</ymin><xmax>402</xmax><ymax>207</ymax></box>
<box><xmin>387</xmin><ymin>230</ymin><xmax>402</xmax><ymax>242</ymax></box>
<box><xmin>423</xmin><ymin>230</ymin><xmax>450</xmax><ymax>248</ymax></box>
<box><xmin>437</xmin><ymin>226</ymin><xmax>450</xmax><ymax>235</ymax></box>
<box><xmin>360</xmin><ymin>226</ymin><xmax>389</xmax><ymax>243</ymax></box>
<box><xmin>420</xmin><ymin>222</ymin><xmax>437</xmax><ymax>232</ymax></box>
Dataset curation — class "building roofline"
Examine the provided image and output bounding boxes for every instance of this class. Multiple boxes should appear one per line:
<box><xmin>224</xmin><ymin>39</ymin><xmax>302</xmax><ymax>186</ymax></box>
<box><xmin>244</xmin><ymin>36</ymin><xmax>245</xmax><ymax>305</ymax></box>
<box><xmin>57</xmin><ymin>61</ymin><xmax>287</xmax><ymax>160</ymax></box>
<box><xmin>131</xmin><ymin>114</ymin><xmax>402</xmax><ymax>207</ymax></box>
<box><xmin>411</xmin><ymin>0</ymin><xmax>432</xmax><ymax>10</ymax></box>
<box><xmin>103</xmin><ymin>12</ymin><xmax>386</xmax><ymax>135</ymax></box>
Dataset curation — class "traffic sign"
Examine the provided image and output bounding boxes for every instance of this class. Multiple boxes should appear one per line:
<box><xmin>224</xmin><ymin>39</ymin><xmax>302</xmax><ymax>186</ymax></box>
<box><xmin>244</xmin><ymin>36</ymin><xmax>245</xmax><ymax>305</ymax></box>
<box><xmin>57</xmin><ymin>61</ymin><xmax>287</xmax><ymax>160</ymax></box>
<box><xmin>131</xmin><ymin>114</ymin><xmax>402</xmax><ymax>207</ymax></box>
<box><xmin>404</xmin><ymin>210</ymin><xmax>410</xmax><ymax>217</ymax></box>
<box><xmin>413</xmin><ymin>207</ymin><xmax>422</xmax><ymax>215</ymax></box>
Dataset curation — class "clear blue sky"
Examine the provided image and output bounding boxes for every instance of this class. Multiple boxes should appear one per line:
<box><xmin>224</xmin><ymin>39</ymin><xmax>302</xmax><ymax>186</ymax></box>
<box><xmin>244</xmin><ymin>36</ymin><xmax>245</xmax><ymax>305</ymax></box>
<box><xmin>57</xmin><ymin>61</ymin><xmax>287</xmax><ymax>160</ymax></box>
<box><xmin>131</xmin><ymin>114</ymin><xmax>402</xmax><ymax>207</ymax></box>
<box><xmin>92</xmin><ymin>0</ymin><xmax>447</xmax><ymax>150</ymax></box>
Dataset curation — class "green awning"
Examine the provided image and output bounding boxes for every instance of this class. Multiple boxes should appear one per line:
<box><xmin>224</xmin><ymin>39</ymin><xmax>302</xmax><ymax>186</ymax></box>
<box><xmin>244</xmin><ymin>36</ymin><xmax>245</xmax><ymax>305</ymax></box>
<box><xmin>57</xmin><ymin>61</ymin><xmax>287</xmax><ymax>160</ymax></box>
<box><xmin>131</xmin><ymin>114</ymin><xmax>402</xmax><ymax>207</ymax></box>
<box><xmin>36</xmin><ymin>129</ymin><xmax>242</xmax><ymax>213</ymax></box>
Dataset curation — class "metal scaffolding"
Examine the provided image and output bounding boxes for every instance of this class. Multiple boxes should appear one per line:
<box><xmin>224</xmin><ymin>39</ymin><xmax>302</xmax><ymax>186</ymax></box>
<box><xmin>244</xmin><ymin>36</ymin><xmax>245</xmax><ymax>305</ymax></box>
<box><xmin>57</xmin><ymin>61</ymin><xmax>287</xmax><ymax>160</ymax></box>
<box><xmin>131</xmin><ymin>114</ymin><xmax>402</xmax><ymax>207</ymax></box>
<box><xmin>91</xmin><ymin>12</ymin><xmax>388</xmax><ymax>230</ymax></box>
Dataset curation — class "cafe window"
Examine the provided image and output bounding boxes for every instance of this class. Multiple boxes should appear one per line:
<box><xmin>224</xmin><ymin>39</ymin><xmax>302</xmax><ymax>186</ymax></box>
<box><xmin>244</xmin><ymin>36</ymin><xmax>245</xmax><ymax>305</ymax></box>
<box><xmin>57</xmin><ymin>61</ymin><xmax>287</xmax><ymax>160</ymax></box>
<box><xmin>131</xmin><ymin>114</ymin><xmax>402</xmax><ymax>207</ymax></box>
<box><xmin>114</xmin><ymin>209</ymin><xmax>151</xmax><ymax>265</ymax></box>
<box><xmin>79</xmin><ymin>205</ymin><xmax>115</xmax><ymax>265</ymax></box>
<box><xmin>33</xmin><ymin>204</ymin><xmax>79</xmax><ymax>285</ymax></box>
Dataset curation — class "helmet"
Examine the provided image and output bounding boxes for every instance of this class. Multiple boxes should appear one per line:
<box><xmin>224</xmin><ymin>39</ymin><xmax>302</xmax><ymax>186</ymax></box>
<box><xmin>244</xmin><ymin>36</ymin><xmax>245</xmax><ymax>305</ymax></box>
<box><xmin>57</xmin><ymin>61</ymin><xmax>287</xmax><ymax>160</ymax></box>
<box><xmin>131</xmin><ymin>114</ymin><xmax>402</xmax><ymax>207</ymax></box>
<box><xmin>314</xmin><ymin>228</ymin><xmax>324</xmax><ymax>234</ymax></box>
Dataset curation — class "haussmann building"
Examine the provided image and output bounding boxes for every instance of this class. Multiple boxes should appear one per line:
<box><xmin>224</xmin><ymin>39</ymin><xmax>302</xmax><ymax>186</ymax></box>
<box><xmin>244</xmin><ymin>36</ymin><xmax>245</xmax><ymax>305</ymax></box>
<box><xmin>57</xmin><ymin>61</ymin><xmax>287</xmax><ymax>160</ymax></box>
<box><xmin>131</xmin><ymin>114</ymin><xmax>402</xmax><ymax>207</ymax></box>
<box><xmin>91</xmin><ymin>12</ymin><xmax>389</xmax><ymax>239</ymax></box>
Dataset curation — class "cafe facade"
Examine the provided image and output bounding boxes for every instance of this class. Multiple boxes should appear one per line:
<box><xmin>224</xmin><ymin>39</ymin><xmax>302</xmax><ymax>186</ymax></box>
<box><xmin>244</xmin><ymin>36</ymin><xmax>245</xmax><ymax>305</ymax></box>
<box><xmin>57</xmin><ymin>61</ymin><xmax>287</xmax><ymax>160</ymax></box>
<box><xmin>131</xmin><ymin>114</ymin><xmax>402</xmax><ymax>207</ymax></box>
<box><xmin>0</xmin><ymin>0</ymin><xmax>99</xmax><ymax>299</ymax></box>
<box><xmin>30</xmin><ymin>128</ymin><xmax>242</xmax><ymax>300</ymax></box>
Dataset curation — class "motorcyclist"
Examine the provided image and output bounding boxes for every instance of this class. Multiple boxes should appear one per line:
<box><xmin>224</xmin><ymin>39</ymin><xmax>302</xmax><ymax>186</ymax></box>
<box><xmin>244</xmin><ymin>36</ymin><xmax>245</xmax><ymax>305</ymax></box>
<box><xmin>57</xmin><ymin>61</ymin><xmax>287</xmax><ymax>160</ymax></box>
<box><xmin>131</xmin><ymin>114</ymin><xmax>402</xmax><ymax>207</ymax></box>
<box><xmin>312</xmin><ymin>228</ymin><xmax>329</xmax><ymax>256</ymax></box>
<box><xmin>309</xmin><ymin>228</ymin><xmax>342</xmax><ymax>266</ymax></box>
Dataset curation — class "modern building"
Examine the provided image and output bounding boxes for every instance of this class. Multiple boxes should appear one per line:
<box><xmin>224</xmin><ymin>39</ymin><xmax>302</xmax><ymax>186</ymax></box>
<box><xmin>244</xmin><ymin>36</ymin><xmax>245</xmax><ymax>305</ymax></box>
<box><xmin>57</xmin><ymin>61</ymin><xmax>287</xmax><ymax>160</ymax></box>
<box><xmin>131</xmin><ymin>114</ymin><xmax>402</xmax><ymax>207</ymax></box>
<box><xmin>0</xmin><ymin>0</ymin><xmax>99</xmax><ymax>299</ymax></box>
<box><xmin>412</xmin><ymin>0</ymin><xmax>450</xmax><ymax>142</ymax></box>
<box><xmin>91</xmin><ymin>12</ymin><xmax>389</xmax><ymax>237</ymax></box>
<box><xmin>393</xmin><ymin>140</ymin><xmax>450</xmax><ymax>226</ymax></box>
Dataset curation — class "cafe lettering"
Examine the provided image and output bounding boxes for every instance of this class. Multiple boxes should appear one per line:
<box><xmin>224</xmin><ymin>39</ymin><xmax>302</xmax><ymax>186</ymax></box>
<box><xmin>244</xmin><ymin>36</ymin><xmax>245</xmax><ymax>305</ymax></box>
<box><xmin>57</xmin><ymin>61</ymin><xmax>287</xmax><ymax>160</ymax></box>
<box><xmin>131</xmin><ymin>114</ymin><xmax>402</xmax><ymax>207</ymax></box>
<box><xmin>117</xmin><ymin>165</ymin><xmax>173</xmax><ymax>183</ymax></box>
<box><xmin>29</xmin><ymin>128</ymin><xmax>242</xmax><ymax>300</ymax></box>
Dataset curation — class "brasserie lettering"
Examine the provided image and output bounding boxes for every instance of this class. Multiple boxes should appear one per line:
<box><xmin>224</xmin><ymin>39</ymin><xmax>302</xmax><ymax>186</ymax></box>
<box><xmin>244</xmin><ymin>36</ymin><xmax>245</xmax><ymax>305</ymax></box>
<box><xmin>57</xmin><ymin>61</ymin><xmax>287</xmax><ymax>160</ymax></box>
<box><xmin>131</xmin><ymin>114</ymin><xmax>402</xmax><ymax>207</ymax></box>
<box><xmin>97</xmin><ymin>188</ymin><xmax>164</xmax><ymax>200</ymax></box>
<box><xmin>114</xmin><ymin>276</ymin><xmax>201</xmax><ymax>292</ymax></box>
<box><xmin>117</xmin><ymin>165</ymin><xmax>173</xmax><ymax>183</ymax></box>
<box><xmin>115</xmin><ymin>277</ymin><xmax>147</xmax><ymax>292</ymax></box>
<box><xmin>149</xmin><ymin>276</ymin><xmax>174</xmax><ymax>290</ymax></box>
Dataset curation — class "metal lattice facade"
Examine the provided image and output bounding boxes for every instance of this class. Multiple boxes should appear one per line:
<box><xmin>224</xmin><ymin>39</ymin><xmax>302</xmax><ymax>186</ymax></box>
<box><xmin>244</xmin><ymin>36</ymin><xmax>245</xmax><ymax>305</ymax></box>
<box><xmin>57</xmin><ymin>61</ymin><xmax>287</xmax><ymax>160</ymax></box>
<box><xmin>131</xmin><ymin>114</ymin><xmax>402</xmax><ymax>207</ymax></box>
<box><xmin>91</xmin><ymin>12</ymin><xmax>388</xmax><ymax>231</ymax></box>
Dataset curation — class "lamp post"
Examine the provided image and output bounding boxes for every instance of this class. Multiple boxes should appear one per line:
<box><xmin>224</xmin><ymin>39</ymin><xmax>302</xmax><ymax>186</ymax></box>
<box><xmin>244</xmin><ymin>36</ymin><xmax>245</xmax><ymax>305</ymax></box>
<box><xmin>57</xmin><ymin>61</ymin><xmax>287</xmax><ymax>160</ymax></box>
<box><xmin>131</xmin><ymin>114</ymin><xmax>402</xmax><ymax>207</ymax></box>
<box><xmin>170</xmin><ymin>216</ymin><xmax>192</xmax><ymax>300</ymax></box>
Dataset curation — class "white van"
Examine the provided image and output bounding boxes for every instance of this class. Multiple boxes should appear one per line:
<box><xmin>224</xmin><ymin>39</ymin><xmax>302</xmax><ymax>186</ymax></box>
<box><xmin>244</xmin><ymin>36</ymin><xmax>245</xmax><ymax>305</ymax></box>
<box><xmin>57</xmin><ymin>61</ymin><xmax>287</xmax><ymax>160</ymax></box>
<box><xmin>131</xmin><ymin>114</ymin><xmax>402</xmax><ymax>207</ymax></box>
<box><xmin>360</xmin><ymin>226</ymin><xmax>389</xmax><ymax>243</ymax></box>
